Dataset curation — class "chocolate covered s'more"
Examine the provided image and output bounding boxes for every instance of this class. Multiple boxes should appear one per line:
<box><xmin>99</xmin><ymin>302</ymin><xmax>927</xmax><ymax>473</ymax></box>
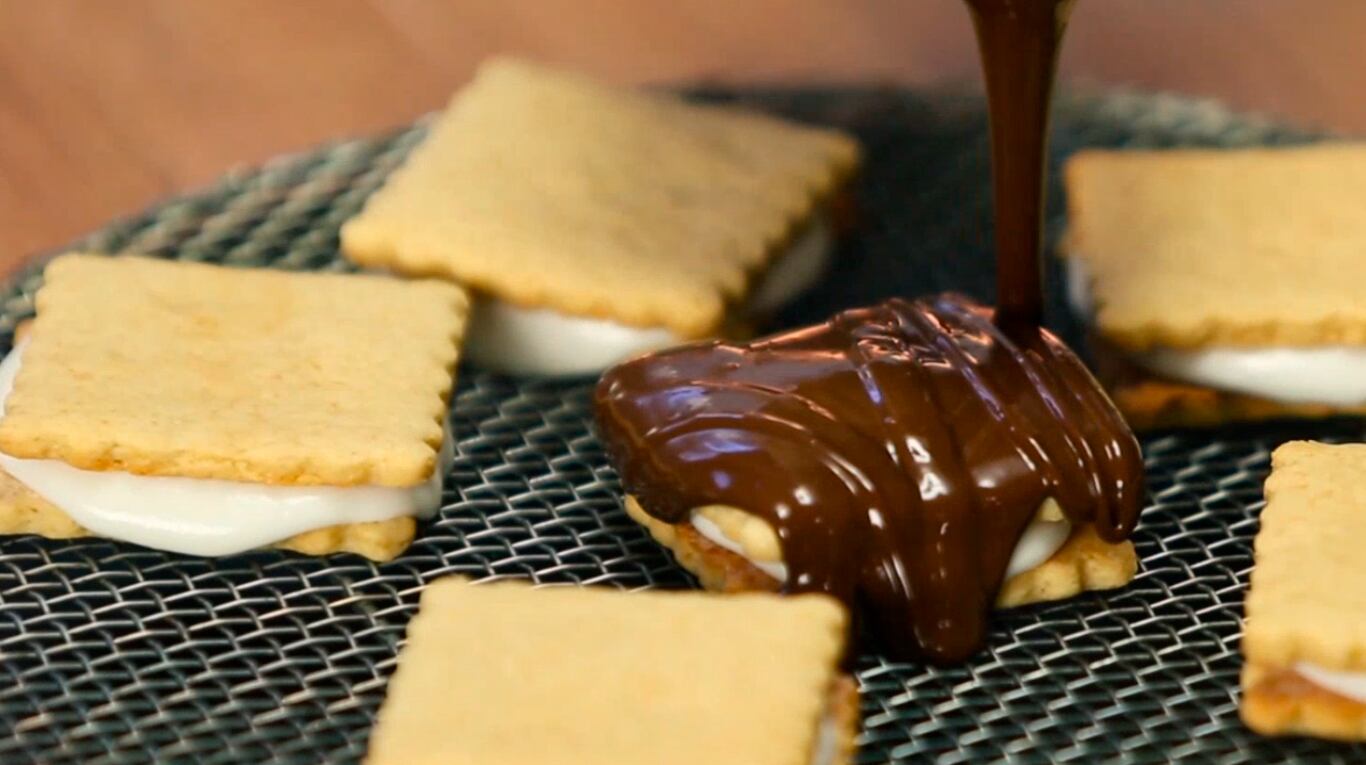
<box><xmin>342</xmin><ymin>57</ymin><xmax>859</xmax><ymax>376</ymax></box>
<box><xmin>365</xmin><ymin>577</ymin><xmax>857</xmax><ymax>765</ymax></box>
<box><xmin>1065</xmin><ymin>145</ymin><xmax>1366</xmax><ymax>429</ymax></box>
<box><xmin>0</xmin><ymin>254</ymin><xmax>465</xmax><ymax>561</ymax></box>
<box><xmin>1242</xmin><ymin>441</ymin><xmax>1366</xmax><ymax>741</ymax></box>
<box><xmin>596</xmin><ymin>294</ymin><xmax>1145</xmax><ymax>663</ymax></box>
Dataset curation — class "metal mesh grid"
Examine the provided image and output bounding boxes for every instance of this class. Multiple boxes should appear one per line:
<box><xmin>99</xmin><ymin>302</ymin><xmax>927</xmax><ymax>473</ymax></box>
<box><xmin>0</xmin><ymin>87</ymin><xmax>1361</xmax><ymax>764</ymax></box>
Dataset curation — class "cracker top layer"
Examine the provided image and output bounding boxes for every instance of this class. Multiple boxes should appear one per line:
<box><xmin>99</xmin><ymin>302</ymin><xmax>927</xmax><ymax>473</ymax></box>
<box><xmin>1245</xmin><ymin>441</ymin><xmax>1366</xmax><ymax>671</ymax></box>
<box><xmin>365</xmin><ymin>577</ymin><xmax>847</xmax><ymax>765</ymax></box>
<box><xmin>0</xmin><ymin>254</ymin><xmax>467</xmax><ymax>487</ymax></box>
<box><xmin>341</xmin><ymin>57</ymin><xmax>859</xmax><ymax>338</ymax></box>
<box><xmin>1065</xmin><ymin>144</ymin><xmax>1366</xmax><ymax>350</ymax></box>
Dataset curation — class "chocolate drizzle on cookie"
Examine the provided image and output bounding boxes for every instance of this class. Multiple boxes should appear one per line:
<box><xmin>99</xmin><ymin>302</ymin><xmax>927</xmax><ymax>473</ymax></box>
<box><xmin>595</xmin><ymin>294</ymin><xmax>1142</xmax><ymax>662</ymax></box>
<box><xmin>595</xmin><ymin>0</ymin><xmax>1146</xmax><ymax>663</ymax></box>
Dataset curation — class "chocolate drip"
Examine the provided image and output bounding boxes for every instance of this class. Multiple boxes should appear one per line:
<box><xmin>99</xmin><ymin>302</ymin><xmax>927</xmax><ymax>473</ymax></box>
<box><xmin>595</xmin><ymin>0</ymin><xmax>1144</xmax><ymax>663</ymax></box>
<box><xmin>966</xmin><ymin>0</ymin><xmax>1074</xmax><ymax>329</ymax></box>
<box><xmin>595</xmin><ymin>294</ymin><xmax>1143</xmax><ymax>663</ymax></box>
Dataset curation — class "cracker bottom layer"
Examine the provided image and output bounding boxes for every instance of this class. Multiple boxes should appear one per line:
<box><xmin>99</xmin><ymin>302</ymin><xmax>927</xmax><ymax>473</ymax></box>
<box><xmin>1090</xmin><ymin>336</ymin><xmax>1366</xmax><ymax>430</ymax></box>
<box><xmin>1242</xmin><ymin>664</ymin><xmax>1366</xmax><ymax>741</ymax></box>
<box><xmin>623</xmin><ymin>496</ymin><xmax>1137</xmax><ymax>609</ymax></box>
<box><xmin>0</xmin><ymin>467</ymin><xmax>416</xmax><ymax>561</ymax></box>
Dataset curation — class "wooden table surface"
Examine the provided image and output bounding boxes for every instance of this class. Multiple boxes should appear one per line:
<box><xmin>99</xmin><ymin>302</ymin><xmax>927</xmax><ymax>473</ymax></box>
<box><xmin>2</xmin><ymin>0</ymin><xmax>1361</xmax><ymax>272</ymax></box>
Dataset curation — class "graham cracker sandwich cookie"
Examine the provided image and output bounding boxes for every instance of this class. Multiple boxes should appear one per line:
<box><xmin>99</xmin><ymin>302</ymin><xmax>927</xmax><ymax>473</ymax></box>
<box><xmin>341</xmin><ymin>56</ymin><xmax>860</xmax><ymax>376</ymax></box>
<box><xmin>365</xmin><ymin>577</ymin><xmax>857</xmax><ymax>765</ymax></box>
<box><xmin>0</xmin><ymin>254</ymin><xmax>467</xmax><ymax>561</ymax></box>
<box><xmin>1064</xmin><ymin>144</ymin><xmax>1366</xmax><ymax>429</ymax></box>
<box><xmin>1242</xmin><ymin>441</ymin><xmax>1366</xmax><ymax>741</ymax></box>
<box><xmin>596</xmin><ymin>293</ymin><xmax>1145</xmax><ymax>663</ymax></box>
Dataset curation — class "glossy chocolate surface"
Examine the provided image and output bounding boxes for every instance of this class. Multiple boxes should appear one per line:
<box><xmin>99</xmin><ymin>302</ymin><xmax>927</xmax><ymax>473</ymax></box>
<box><xmin>596</xmin><ymin>294</ymin><xmax>1143</xmax><ymax>662</ymax></box>
<box><xmin>596</xmin><ymin>0</ymin><xmax>1145</xmax><ymax>662</ymax></box>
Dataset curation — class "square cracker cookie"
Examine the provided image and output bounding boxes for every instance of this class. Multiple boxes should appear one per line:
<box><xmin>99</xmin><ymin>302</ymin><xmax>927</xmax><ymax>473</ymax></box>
<box><xmin>365</xmin><ymin>577</ymin><xmax>852</xmax><ymax>765</ymax></box>
<box><xmin>341</xmin><ymin>57</ymin><xmax>860</xmax><ymax>339</ymax></box>
<box><xmin>1065</xmin><ymin>144</ymin><xmax>1366</xmax><ymax>351</ymax></box>
<box><xmin>0</xmin><ymin>254</ymin><xmax>467</xmax><ymax>487</ymax></box>
<box><xmin>1242</xmin><ymin>441</ymin><xmax>1366</xmax><ymax>739</ymax></box>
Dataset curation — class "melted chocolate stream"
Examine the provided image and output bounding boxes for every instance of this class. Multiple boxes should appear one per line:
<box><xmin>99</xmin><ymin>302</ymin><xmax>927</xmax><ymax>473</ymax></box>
<box><xmin>596</xmin><ymin>295</ymin><xmax>1142</xmax><ymax>663</ymax></box>
<box><xmin>595</xmin><ymin>0</ymin><xmax>1145</xmax><ymax>663</ymax></box>
<box><xmin>967</xmin><ymin>0</ymin><xmax>1074</xmax><ymax>328</ymax></box>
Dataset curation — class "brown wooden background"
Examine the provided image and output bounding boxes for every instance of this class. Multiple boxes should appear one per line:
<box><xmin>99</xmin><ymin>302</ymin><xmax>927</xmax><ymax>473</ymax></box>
<box><xmin>2</xmin><ymin>0</ymin><xmax>1362</xmax><ymax>272</ymax></box>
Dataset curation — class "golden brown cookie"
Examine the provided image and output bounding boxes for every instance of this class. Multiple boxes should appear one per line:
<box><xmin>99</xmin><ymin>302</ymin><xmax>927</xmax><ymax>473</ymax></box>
<box><xmin>1064</xmin><ymin>145</ymin><xmax>1366</xmax><ymax>428</ymax></box>
<box><xmin>0</xmin><ymin>255</ymin><xmax>464</xmax><ymax>560</ymax></box>
<box><xmin>1066</xmin><ymin>145</ymin><xmax>1366</xmax><ymax>351</ymax></box>
<box><xmin>0</xmin><ymin>254</ymin><xmax>466</xmax><ymax>486</ymax></box>
<box><xmin>1241</xmin><ymin>441</ymin><xmax>1366</xmax><ymax>740</ymax></box>
<box><xmin>341</xmin><ymin>57</ymin><xmax>859</xmax><ymax>339</ymax></box>
<box><xmin>365</xmin><ymin>576</ymin><xmax>857</xmax><ymax>765</ymax></box>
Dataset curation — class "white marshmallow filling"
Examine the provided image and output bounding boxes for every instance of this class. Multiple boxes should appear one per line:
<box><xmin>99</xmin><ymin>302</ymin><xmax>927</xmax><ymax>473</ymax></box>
<box><xmin>1293</xmin><ymin>662</ymin><xmax>1366</xmax><ymax>704</ymax></box>
<box><xmin>0</xmin><ymin>342</ymin><xmax>450</xmax><ymax>557</ymax></box>
<box><xmin>1066</xmin><ymin>258</ymin><xmax>1366</xmax><ymax>407</ymax></box>
<box><xmin>810</xmin><ymin>700</ymin><xmax>844</xmax><ymax>765</ymax></box>
<box><xmin>688</xmin><ymin>508</ymin><xmax>1072</xmax><ymax>586</ymax></box>
<box><xmin>463</xmin><ymin>216</ymin><xmax>834</xmax><ymax>376</ymax></box>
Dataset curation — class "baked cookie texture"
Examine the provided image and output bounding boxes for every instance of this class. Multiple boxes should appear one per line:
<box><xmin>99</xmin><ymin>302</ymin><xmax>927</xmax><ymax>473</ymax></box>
<box><xmin>1241</xmin><ymin>441</ymin><xmax>1366</xmax><ymax>740</ymax></box>
<box><xmin>341</xmin><ymin>57</ymin><xmax>860</xmax><ymax>339</ymax></box>
<box><xmin>1065</xmin><ymin>144</ymin><xmax>1366</xmax><ymax>352</ymax></box>
<box><xmin>623</xmin><ymin>497</ymin><xmax>1138</xmax><ymax>610</ymax></box>
<box><xmin>365</xmin><ymin>577</ymin><xmax>856</xmax><ymax>765</ymax></box>
<box><xmin>0</xmin><ymin>254</ymin><xmax>466</xmax><ymax>487</ymax></box>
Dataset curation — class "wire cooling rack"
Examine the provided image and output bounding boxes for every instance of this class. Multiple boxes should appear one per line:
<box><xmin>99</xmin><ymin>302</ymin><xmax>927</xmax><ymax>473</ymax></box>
<box><xmin>0</xmin><ymin>87</ymin><xmax>1360</xmax><ymax>764</ymax></box>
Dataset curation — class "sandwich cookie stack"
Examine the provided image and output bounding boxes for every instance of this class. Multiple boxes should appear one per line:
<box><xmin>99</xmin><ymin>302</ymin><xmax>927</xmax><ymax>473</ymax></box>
<box><xmin>1243</xmin><ymin>442</ymin><xmax>1366</xmax><ymax>741</ymax></box>
<box><xmin>0</xmin><ymin>255</ymin><xmax>465</xmax><ymax>560</ymax></box>
<box><xmin>1065</xmin><ymin>145</ymin><xmax>1366</xmax><ymax>429</ymax></box>
<box><xmin>342</xmin><ymin>58</ymin><xmax>860</xmax><ymax>376</ymax></box>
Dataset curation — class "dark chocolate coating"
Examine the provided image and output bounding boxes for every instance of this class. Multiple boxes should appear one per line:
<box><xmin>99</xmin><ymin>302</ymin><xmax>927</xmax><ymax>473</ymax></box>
<box><xmin>595</xmin><ymin>0</ymin><xmax>1143</xmax><ymax>663</ymax></box>
<box><xmin>595</xmin><ymin>294</ymin><xmax>1143</xmax><ymax>663</ymax></box>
